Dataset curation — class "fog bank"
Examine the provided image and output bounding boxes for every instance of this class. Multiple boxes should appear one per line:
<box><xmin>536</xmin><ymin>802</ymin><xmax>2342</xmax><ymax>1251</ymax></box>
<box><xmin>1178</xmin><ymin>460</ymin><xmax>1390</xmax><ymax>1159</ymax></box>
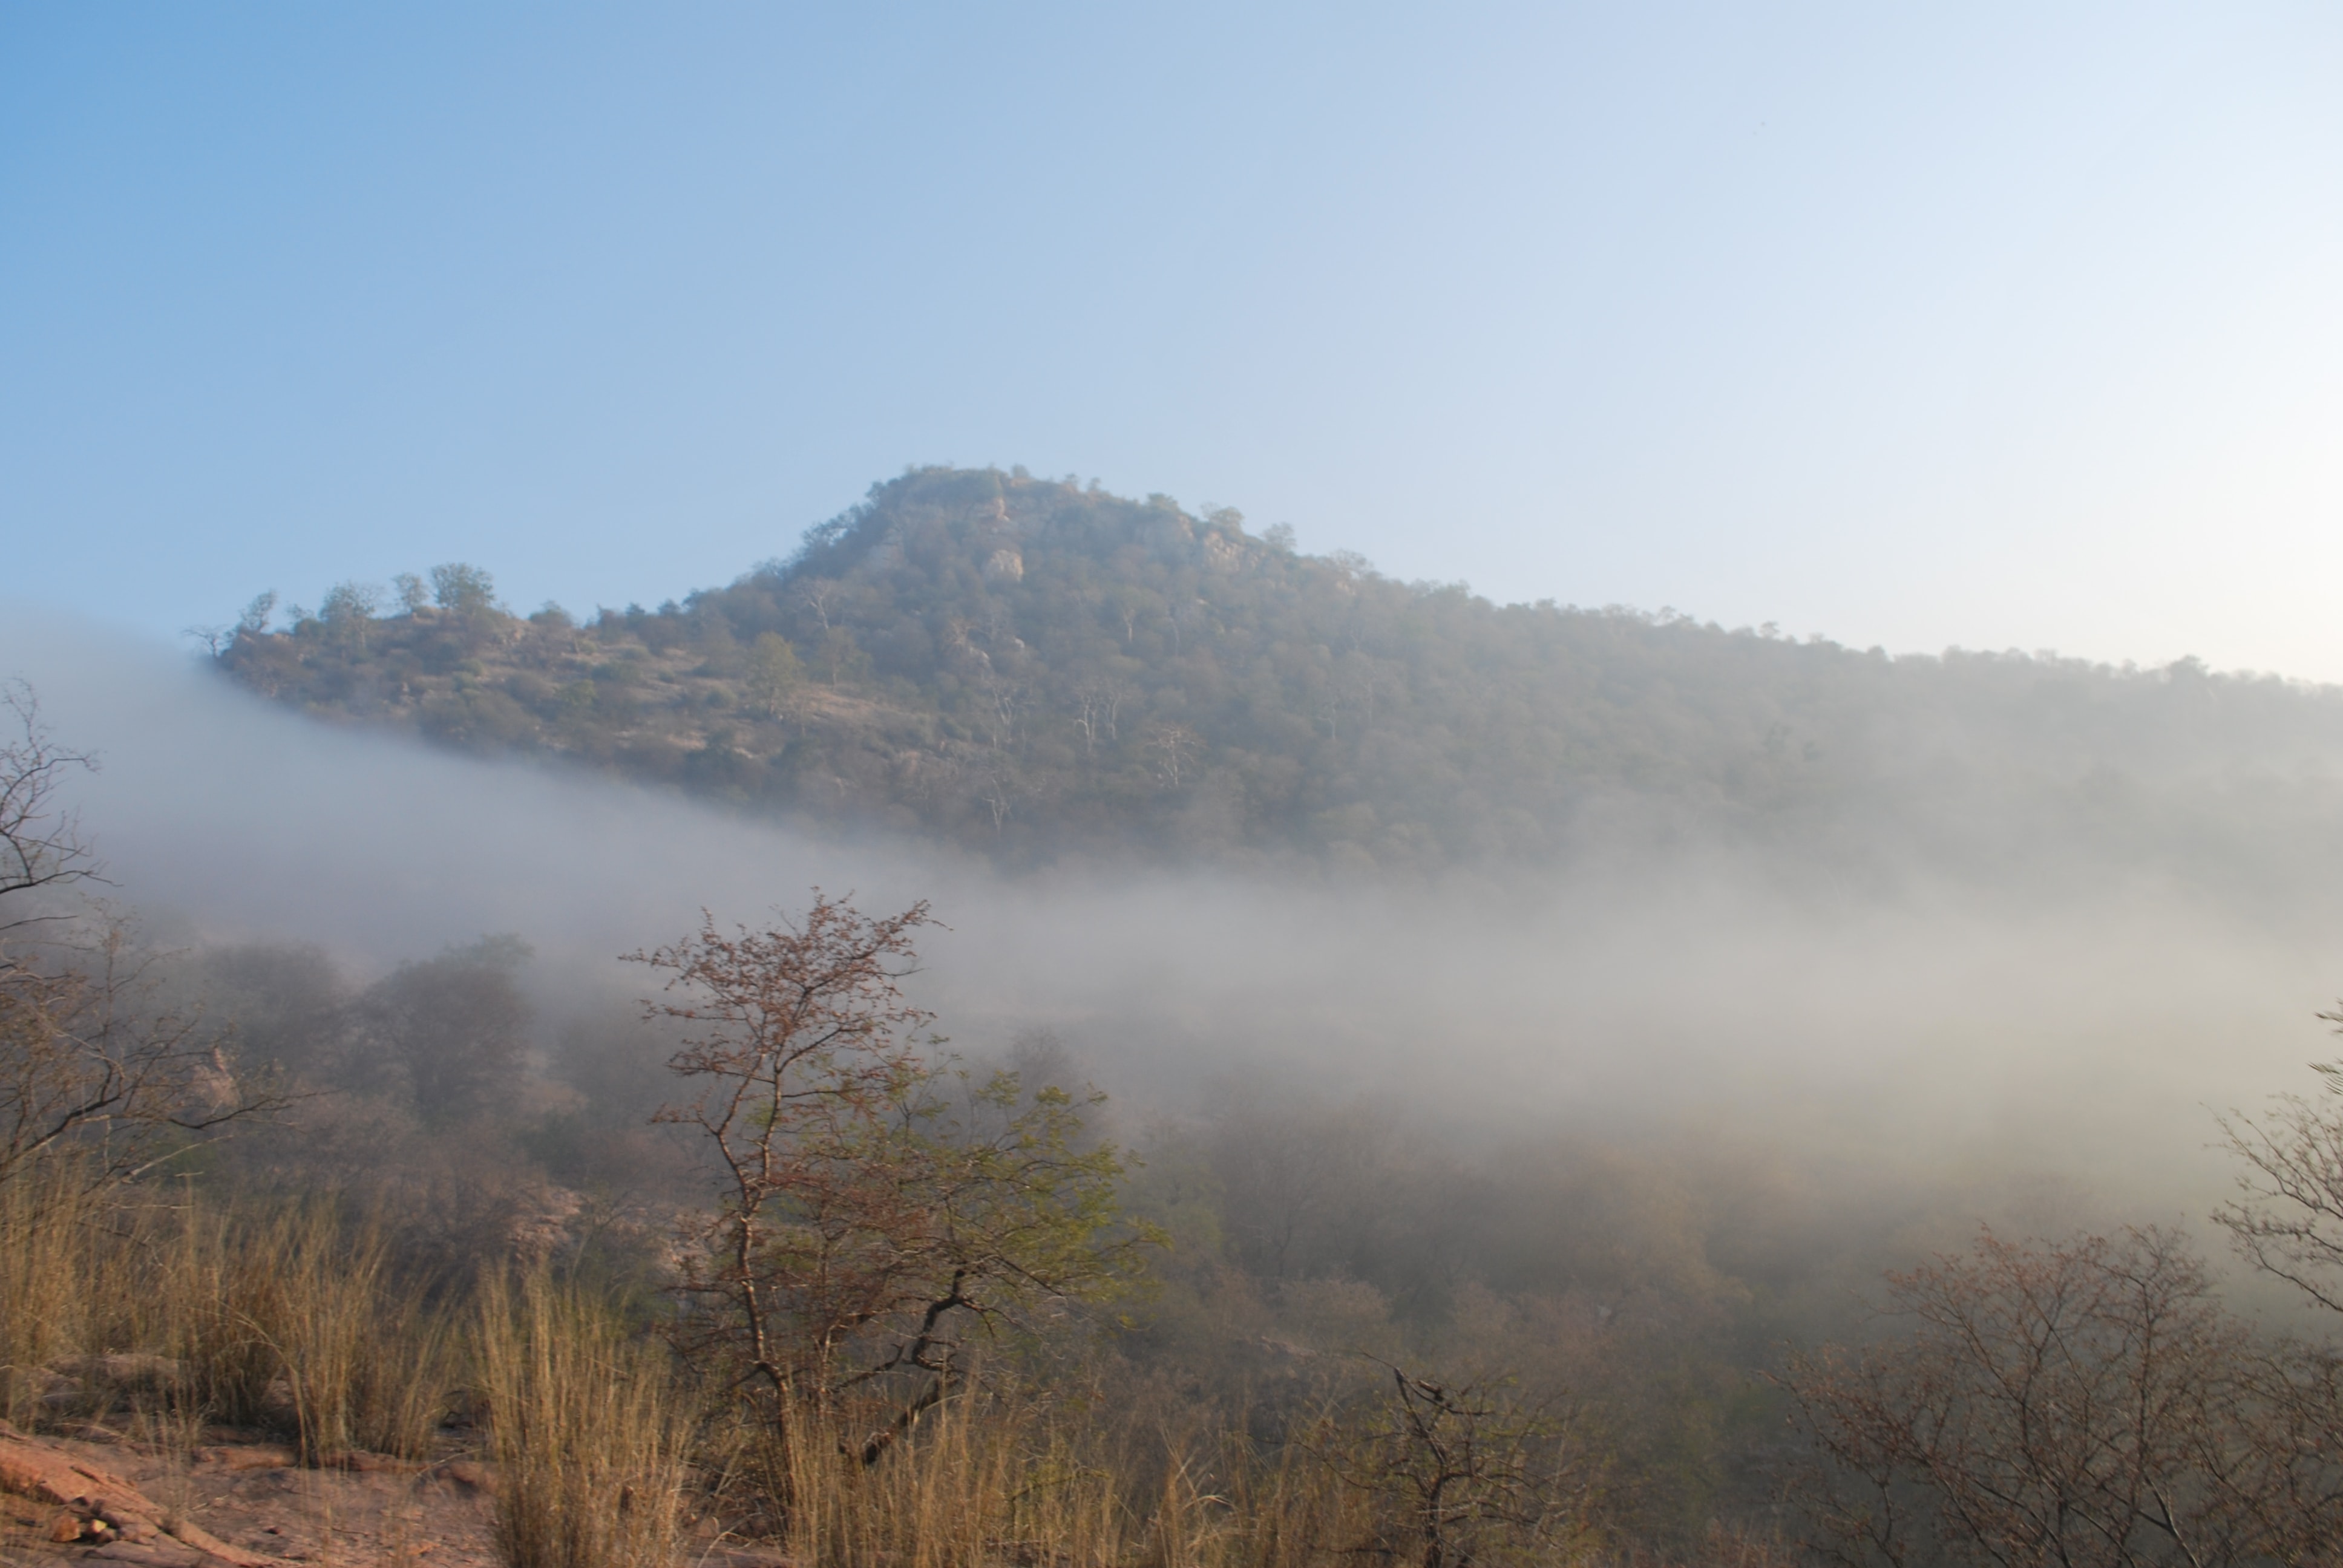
<box><xmin>6</xmin><ymin>608</ymin><xmax>2339</xmax><ymax>1230</ymax></box>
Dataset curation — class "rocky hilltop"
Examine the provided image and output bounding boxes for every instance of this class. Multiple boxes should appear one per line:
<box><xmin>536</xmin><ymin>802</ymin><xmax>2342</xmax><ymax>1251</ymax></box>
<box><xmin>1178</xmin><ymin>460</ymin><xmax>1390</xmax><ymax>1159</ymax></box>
<box><xmin>217</xmin><ymin>466</ymin><xmax>2343</xmax><ymax>883</ymax></box>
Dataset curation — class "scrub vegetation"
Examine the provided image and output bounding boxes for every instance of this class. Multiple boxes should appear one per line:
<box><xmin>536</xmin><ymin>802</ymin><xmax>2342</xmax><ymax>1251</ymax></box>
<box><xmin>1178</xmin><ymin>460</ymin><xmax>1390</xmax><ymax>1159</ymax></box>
<box><xmin>211</xmin><ymin>468</ymin><xmax>2343</xmax><ymax>887</ymax></box>
<box><xmin>16</xmin><ymin>480</ymin><xmax>2343</xmax><ymax>1564</ymax></box>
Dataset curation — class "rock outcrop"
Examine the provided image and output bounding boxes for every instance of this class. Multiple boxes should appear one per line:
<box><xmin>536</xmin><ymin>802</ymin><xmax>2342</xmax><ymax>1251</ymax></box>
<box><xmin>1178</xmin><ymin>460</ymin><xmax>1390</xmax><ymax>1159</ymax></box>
<box><xmin>0</xmin><ymin>1420</ymin><xmax>278</xmax><ymax>1567</ymax></box>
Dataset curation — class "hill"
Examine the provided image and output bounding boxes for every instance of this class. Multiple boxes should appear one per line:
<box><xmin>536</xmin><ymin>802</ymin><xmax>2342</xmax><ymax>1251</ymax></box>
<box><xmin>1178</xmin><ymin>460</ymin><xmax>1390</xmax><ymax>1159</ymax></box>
<box><xmin>213</xmin><ymin>466</ymin><xmax>2343</xmax><ymax>883</ymax></box>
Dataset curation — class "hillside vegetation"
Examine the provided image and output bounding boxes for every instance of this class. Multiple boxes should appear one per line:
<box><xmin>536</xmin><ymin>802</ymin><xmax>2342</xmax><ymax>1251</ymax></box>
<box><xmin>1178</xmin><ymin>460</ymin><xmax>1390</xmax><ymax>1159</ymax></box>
<box><xmin>216</xmin><ymin>466</ymin><xmax>2343</xmax><ymax>880</ymax></box>
<box><xmin>22</xmin><ymin>516</ymin><xmax>2343</xmax><ymax>1566</ymax></box>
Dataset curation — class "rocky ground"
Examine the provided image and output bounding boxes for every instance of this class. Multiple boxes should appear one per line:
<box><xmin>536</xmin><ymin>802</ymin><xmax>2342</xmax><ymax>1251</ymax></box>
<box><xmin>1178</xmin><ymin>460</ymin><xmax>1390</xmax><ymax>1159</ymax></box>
<box><xmin>0</xmin><ymin>1420</ymin><xmax>500</xmax><ymax>1568</ymax></box>
<box><xmin>0</xmin><ymin>1418</ymin><xmax>796</xmax><ymax>1568</ymax></box>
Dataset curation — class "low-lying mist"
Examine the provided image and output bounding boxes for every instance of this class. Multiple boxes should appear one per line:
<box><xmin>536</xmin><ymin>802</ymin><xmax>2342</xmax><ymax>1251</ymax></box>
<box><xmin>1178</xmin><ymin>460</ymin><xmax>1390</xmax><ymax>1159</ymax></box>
<box><xmin>7</xmin><ymin>607</ymin><xmax>2340</xmax><ymax>1266</ymax></box>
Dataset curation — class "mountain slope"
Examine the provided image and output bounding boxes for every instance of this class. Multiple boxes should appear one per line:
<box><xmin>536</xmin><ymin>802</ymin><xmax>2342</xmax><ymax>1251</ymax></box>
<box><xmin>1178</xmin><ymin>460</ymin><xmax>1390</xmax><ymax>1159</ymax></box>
<box><xmin>215</xmin><ymin>466</ymin><xmax>2343</xmax><ymax>884</ymax></box>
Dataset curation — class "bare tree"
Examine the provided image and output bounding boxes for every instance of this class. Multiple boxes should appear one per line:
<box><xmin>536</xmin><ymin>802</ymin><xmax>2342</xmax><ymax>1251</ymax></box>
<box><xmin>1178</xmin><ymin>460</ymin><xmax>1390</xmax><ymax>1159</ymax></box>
<box><xmin>0</xmin><ymin>681</ymin><xmax>101</xmax><ymax>932</ymax></box>
<box><xmin>1323</xmin><ymin>1359</ymin><xmax>1603</xmax><ymax>1568</ymax></box>
<box><xmin>1070</xmin><ymin>673</ymin><xmax>1129</xmax><ymax>756</ymax></box>
<box><xmin>237</xmin><ymin>590</ymin><xmax>278</xmax><ymax>638</ymax></box>
<box><xmin>1780</xmin><ymin>1227</ymin><xmax>2343</xmax><ymax>1568</ymax></box>
<box><xmin>2215</xmin><ymin>1019</ymin><xmax>2343</xmax><ymax>1315</ymax></box>
<box><xmin>975</xmin><ymin>766</ymin><xmax>1019</xmax><ymax>837</ymax></box>
<box><xmin>798</xmin><ymin>579</ymin><xmax>842</xmax><ymax>634</ymax></box>
<box><xmin>631</xmin><ymin>893</ymin><xmax>937</xmax><ymax>1408</ymax></box>
<box><xmin>1165</xmin><ymin>596</ymin><xmax>1205</xmax><ymax>655</ymax></box>
<box><xmin>0</xmin><ymin>924</ymin><xmax>284</xmax><ymax>1188</ymax></box>
<box><xmin>977</xmin><ymin>671</ymin><xmax>1025</xmax><ymax>750</ymax></box>
<box><xmin>1108</xmin><ymin>589</ymin><xmax>1141</xmax><ymax>647</ymax></box>
<box><xmin>1145</xmin><ymin>722</ymin><xmax>1199</xmax><ymax>789</ymax></box>
<box><xmin>0</xmin><ymin>683</ymin><xmax>286</xmax><ymax>1186</ymax></box>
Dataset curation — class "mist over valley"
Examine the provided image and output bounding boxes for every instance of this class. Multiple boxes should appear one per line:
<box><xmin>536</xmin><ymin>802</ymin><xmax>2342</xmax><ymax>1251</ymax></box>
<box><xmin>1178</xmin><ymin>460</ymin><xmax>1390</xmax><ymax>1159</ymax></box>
<box><xmin>12</xmin><ymin>471</ymin><xmax>2343</xmax><ymax>1235</ymax></box>
<box><xmin>17</xmin><ymin>10</ymin><xmax>2343</xmax><ymax>1557</ymax></box>
<box><xmin>11</xmin><ymin>472</ymin><xmax>2343</xmax><ymax>1563</ymax></box>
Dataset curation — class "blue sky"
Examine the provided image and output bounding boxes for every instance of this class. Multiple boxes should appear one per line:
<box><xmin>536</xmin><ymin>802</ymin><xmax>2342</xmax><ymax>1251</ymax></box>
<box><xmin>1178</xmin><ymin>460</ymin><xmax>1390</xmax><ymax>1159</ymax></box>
<box><xmin>8</xmin><ymin>4</ymin><xmax>2343</xmax><ymax>676</ymax></box>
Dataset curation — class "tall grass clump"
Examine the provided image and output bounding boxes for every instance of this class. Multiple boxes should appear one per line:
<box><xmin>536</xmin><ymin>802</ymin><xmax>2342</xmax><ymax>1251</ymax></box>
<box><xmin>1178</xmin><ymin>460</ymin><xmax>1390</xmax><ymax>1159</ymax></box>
<box><xmin>0</xmin><ymin>1161</ymin><xmax>185</xmax><ymax>1426</ymax></box>
<box><xmin>477</xmin><ymin>1269</ymin><xmax>686</xmax><ymax>1568</ymax></box>
<box><xmin>0</xmin><ymin>1163</ymin><xmax>108</xmax><ymax>1423</ymax></box>
<box><xmin>1205</xmin><ymin>1417</ymin><xmax>1373</xmax><ymax>1568</ymax></box>
<box><xmin>167</xmin><ymin>1200</ymin><xmax>281</xmax><ymax>1428</ymax></box>
<box><xmin>759</xmin><ymin>1383</ymin><xmax>1389</xmax><ymax>1568</ymax></box>
<box><xmin>773</xmin><ymin>1388</ymin><xmax>1124</xmax><ymax>1568</ymax></box>
<box><xmin>0</xmin><ymin>1172</ymin><xmax>453</xmax><ymax>1455</ymax></box>
<box><xmin>174</xmin><ymin>1201</ymin><xmax>453</xmax><ymax>1460</ymax></box>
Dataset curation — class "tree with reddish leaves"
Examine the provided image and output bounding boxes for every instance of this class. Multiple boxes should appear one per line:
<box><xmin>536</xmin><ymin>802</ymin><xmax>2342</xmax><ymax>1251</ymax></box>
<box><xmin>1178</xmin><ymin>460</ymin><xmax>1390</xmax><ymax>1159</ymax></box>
<box><xmin>632</xmin><ymin>895</ymin><xmax>934</xmax><ymax>1410</ymax></box>
<box><xmin>629</xmin><ymin>892</ymin><xmax>1150</xmax><ymax>1483</ymax></box>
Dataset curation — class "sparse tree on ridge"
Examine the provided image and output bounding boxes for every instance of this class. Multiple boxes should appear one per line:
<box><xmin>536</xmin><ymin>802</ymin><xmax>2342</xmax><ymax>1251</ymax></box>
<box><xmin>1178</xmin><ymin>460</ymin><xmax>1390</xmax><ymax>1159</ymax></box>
<box><xmin>319</xmin><ymin>581</ymin><xmax>385</xmax><ymax>650</ymax></box>
<box><xmin>237</xmin><ymin>590</ymin><xmax>277</xmax><ymax>639</ymax></box>
<box><xmin>747</xmin><ymin>632</ymin><xmax>803</xmax><ymax>720</ymax></box>
<box><xmin>430</xmin><ymin>562</ymin><xmax>497</xmax><ymax>616</ymax></box>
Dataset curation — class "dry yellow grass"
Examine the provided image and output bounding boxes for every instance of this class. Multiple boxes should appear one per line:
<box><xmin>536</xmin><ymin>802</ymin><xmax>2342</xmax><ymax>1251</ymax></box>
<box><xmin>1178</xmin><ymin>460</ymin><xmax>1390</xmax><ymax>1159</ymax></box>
<box><xmin>4</xmin><ymin>1172</ymin><xmax>1604</xmax><ymax>1568</ymax></box>
<box><xmin>0</xmin><ymin>1171</ymin><xmax>452</xmax><ymax>1459</ymax></box>
<box><xmin>0</xmin><ymin>1162</ymin><xmax>111</xmax><ymax>1423</ymax></box>
<box><xmin>168</xmin><ymin>1198</ymin><xmax>453</xmax><ymax>1461</ymax></box>
<box><xmin>730</xmin><ymin>1383</ymin><xmax>1383</xmax><ymax>1568</ymax></box>
<box><xmin>779</xmin><ymin>1395</ymin><xmax>1122</xmax><ymax>1568</ymax></box>
<box><xmin>476</xmin><ymin>1269</ymin><xmax>686</xmax><ymax>1568</ymax></box>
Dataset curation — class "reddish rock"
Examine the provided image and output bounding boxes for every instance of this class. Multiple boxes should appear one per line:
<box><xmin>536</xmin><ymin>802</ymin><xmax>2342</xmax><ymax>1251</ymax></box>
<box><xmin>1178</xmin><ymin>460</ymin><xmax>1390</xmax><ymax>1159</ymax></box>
<box><xmin>430</xmin><ymin>1460</ymin><xmax>497</xmax><ymax>1495</ymax></box>
<box><xmin>0</xmin><ymin>1420</ymin><xmax>281</xmax><ymax>1567</ymax></box>
<box><xmin>193</xmin><ymin>1445</ymin><xmax>298</xmax><ymax>1472</ymax></box>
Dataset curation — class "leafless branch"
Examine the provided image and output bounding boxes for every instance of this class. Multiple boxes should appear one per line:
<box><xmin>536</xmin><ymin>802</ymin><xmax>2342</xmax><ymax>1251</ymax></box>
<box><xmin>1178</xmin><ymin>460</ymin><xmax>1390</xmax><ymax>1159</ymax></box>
<box><xmin>0</xmin><ymin>680</ymin><xmax>105</xmax><ymax>932</ymax></box>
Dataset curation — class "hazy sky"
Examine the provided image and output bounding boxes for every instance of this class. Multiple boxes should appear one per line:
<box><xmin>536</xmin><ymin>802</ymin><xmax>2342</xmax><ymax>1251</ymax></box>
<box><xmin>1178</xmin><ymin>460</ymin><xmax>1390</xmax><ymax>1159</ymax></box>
<box><xmin>8</xmin><ymin>4</ymin><xmax>2343</xmax><ymax>677</ymax></box>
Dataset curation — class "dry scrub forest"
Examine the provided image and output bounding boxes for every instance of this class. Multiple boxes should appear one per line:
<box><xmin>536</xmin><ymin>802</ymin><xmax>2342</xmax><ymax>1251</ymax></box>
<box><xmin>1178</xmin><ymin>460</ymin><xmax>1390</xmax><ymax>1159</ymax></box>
<box><xmin>209</xmin><ymin>467</ymin><xmax>2343</xmax><ymax>895</ymax></box>
<box><xmin>10</xmin><ymin>477</ymin><xmax>2343</xmax><ymax>1567</ymax></box>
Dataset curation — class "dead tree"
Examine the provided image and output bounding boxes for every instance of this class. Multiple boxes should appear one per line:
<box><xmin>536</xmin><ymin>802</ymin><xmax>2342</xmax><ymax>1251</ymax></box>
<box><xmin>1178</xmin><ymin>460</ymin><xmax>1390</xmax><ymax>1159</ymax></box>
<box><xmin>2215</xmin><ymin>1017</ymin><xmax>2343</xmax><ymax>1316</ymax></box>
<box><xmin>0</xmin><ymin>682</ymin><xmax>100</xmax><ymax>932</ymax></box>
<box><xmin>0</xmin><ymin>924</ymin><xmax>280</xmax><ymax>1188</ymax></box>
<box><xmin>1325</xmin><ymin>1359</ymin><xmax>1602</xmax><ymax>1568</ymax></box>
<box><xmin>1780</xmin><ymin>1227</ymin><xmax>2343</xmax><ymax>1567</ymax></box>
<box><xmin>0</xmin><ymin>683</ymin><xmax>284</xmax><ymax>1187</ymax></box>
